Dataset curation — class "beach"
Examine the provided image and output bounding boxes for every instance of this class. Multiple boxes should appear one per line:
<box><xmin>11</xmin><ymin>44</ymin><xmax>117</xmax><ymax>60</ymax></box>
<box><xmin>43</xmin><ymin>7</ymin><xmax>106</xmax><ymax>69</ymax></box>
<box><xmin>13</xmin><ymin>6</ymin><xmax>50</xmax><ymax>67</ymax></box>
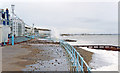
<box><xmin>2</xmin><ymin>39</ymin><xmax>93</xmax><ymax>71</ymax></box>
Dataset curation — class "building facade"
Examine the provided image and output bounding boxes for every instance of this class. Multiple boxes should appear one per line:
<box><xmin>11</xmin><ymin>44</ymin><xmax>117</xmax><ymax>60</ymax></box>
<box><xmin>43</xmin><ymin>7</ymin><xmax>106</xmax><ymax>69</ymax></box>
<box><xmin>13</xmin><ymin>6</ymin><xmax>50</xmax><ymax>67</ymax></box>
<box><xmin>25</xmin><ymin>26</ymin><xmax>51</xmax><ymax>38</ymax></box>
<box><xmin>25</xmin><ymin>25</ymin><xmax>33</xmax><ymax>35</ymax></box>
<box><xmin>10</xmin><ymin>18</ymin><xmax>25</xmax><ymax>37</ymax></box>
<box><xmin>0</xmin><ymin>9</ymin><xmax>10</xmax><ymax>43</ymax></box>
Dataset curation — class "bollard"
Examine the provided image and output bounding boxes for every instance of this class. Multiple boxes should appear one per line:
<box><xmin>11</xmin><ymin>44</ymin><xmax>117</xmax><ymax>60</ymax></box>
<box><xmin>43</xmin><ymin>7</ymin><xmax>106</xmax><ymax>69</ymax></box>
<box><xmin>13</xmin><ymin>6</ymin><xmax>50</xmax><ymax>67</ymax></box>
<box><xmin>12</xmin><ymin>35</ymin><xmax>14</xmax><ymax>45</ymax></box>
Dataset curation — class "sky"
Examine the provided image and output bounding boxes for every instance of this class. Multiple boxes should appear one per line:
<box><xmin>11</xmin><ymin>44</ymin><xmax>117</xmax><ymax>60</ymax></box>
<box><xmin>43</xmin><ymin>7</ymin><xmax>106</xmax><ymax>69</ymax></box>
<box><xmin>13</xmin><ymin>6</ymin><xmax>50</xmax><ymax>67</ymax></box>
<box><xmin>0</xmin><ymin>0</ymin><xmax>119</xmax><ymax>34</ymax></box>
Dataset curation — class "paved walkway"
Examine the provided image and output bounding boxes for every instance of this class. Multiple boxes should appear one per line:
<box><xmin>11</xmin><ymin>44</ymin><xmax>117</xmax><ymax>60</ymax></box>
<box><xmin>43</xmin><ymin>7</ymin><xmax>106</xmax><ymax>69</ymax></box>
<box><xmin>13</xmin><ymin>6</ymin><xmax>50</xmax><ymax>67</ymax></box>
<box><xmin>2</xmin><ymin>43</ymin><xmax>71</xmax><ymax>71</ymax></box>
<box><xmin>23</xmin><ymin>44</ymin><xmax>71</xmax><ymax>71</ymax></box>
<box><xmin>118</xmin><ymin>52</ymin><xmax>120</xmax><ymax>73</ymax></box>
<box><xmin>0</xmin><ymin>47</ymin><xmax>2</xmax><ymax>72</ymax></box>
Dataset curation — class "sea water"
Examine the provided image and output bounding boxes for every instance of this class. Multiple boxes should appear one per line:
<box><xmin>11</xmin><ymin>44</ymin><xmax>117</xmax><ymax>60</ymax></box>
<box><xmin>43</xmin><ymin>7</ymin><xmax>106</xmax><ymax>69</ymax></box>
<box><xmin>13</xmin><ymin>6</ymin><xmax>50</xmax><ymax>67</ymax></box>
<box><xmin>61</xmin><ymin>35</ymin><xmax>118</xmax><ymax>46</ymax></box>
<box><xmin>61</xmin><ymin>35</ymin><xmax>119</xmax><ymax>71</ymax></box>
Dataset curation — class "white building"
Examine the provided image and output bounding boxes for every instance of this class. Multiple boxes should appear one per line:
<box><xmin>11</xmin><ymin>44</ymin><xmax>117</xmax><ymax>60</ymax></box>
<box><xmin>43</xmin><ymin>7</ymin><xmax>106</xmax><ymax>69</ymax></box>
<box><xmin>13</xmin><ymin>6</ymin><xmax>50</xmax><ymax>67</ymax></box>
<box><xmin>0</xmin><ymin>9</ymin><xmax>2</xmax><ymax>25</ymax></box>
<box><xmin>25</xmin><ymin>25</ymin><xmax>51</xmax><ymax>38</ymax></box>
<box><xmin>0</xmin><ymin>25</ymin><xmax>10</xmax><ymax>43</ymax></box>
<box><xmin>25</xmin><ymin>25</ymin><xmax>34</xmax><ymax>35</ymax></box>
<box><xmin>10</xmin><ymin>18</ymin><xmax>25</xmax><ymax>37</ymax></box>
<box><xmin>0</xmin><ymin>9</ymin><xmax>10</xmax><ymax>44</ymax></box>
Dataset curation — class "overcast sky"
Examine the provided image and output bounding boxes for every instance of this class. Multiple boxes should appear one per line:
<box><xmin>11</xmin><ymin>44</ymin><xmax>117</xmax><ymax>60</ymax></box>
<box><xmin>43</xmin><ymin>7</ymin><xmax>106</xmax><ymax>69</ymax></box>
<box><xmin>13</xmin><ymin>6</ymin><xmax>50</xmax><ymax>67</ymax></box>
<box><xmin>0</xmin><ymin>0</ymin><xmax>118</xmax><ymax>34</ymax></box>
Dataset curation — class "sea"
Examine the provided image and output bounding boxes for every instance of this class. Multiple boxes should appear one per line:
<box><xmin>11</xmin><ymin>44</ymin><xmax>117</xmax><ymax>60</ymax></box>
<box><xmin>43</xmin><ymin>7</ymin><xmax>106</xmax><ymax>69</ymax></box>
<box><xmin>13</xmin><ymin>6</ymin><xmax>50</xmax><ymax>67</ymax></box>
<box><xmin>60</xmin><ymin>34</ymin><xmax>119</xmax><ymax>71</ymax></box>
<box><xmin>60</xmin><ymin>35</ymin><xmax>118</xmax><ymax>46</ymax></box>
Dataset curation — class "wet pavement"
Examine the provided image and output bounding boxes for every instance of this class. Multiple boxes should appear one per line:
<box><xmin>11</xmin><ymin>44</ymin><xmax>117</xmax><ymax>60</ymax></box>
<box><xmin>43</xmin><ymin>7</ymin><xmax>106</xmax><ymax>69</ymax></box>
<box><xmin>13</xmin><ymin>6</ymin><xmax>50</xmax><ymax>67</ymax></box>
<box><xmin>23</xmin><ymin>44</ymin><xmax>71</xmax><ymax>71</ymax></box>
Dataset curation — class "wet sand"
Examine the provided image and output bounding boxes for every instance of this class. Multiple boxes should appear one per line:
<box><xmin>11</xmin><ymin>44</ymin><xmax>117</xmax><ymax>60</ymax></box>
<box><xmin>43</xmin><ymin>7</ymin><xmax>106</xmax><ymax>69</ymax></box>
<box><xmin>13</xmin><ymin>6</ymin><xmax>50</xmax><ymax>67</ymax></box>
<box><xmin>74</xmin><ymin>47</ymin><xmax>93</xmax><ymax>65</ymax></box>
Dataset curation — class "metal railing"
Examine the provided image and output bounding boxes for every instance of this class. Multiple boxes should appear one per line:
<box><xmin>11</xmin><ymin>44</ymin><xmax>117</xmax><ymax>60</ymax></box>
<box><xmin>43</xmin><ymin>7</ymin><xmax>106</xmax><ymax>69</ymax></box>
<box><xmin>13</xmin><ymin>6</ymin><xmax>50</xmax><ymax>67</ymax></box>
<box><xmin>2</xmin><ymin>35</ymin><xmax>34</xmax><ymax>46</ymax></box>
<box><xmin>47</xmin><ymin>38</ymin><xmax>91</xmax><ymax>73</ymax></box>
<box><xmin>60</xmin><ymin>40</ymin><xmax>91</xmax><ymax>73</ymax></box>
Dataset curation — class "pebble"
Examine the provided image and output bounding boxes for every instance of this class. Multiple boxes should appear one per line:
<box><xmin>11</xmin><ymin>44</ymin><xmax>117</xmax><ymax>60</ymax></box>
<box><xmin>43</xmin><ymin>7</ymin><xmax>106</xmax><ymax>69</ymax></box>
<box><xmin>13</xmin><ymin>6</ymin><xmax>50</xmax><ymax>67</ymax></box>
<box><xmin>55</xmin><ymin>59</ymin><xmax>57</xmax><ymax>62</ymax></box>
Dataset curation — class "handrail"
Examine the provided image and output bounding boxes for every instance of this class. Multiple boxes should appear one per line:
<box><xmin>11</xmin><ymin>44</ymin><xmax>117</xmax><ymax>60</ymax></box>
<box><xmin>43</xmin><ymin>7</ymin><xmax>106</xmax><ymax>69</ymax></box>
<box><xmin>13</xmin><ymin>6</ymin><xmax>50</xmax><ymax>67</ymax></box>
<box><xmin>70</xmin><ymin>44</ymin><xmax>90</xmax><ymax>69</ymax></box>
<box><xmin>45</xmin><ymin>38</ymin><xmax>91</xmax><ymax>73</ymax></box>
<box><xmin>59</xmin><ymin>40</ymin><xmax>91</xmax><ymax>73</ymax></box>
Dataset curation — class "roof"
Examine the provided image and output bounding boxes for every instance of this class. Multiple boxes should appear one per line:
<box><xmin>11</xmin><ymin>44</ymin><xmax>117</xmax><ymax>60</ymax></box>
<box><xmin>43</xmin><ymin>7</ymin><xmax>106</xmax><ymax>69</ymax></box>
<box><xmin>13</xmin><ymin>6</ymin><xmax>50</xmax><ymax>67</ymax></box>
<box><xmin>25</xmin><ymin>26</ymin><xmax>31</xmax><ymax>29</ymax></box>
<box><xmin>25</xmin><ymin>25</ymin><xmax>51</xmax><ymax>31</ymax></box>
<box><xmin>34</xmin><ymin>28</ymin><xmax>51</xmax><ymax>31</ymax></box>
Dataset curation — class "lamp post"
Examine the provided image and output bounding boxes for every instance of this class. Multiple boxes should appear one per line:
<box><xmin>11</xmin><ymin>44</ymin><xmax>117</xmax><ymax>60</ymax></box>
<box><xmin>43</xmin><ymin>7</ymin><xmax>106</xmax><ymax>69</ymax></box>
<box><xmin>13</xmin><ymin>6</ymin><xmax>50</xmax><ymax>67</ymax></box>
<box><xmin>11</xmin><ymin>5</ymin><xmax>15</xmax><ymax>45</ymax></box>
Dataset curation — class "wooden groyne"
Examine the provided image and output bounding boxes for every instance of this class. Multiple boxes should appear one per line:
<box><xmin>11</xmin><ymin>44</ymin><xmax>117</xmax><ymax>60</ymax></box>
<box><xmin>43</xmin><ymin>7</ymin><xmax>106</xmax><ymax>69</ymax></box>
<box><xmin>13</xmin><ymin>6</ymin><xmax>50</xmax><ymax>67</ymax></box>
<box><xmin>73</xmin><ymin>45</ymin><xmax>120</xmax><ymax>51</ymax></box>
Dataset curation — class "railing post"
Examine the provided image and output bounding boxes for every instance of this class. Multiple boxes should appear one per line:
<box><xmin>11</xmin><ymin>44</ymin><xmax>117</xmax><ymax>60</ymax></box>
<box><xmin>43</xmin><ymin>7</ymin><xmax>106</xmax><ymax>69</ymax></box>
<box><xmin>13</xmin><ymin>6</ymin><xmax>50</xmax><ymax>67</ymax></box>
<box><xmin>59</xmin><ymin>40</ymin><xmax>90</xmax><ymax>73</ymax></box>
<box><xmin>76</xmin><ymin>54</ymin><xmax>79</xmax><ymax>72</ymax></box>
<box><xmin>81</xmin><ymin>57</ymin><xmax>84</xmax><ymax>73</ymax></box>
<box><xmin>74</xmin><ymin>49</ymin><xmax>76</xmax><ymax>66</ymax></box>
<box><xmin>67</xmin><ymin>44</ymin><xmax>71</xmax><ymax>52</ymax></box>
<box><xmin>66</xmin><ymin>44</ymin><xmax>73</xmax><ymax>61</ymax></box>
<box><xmin>12</xmin><ymin>35</ymin><xmax>14</xmax><ymax>45</ymax></box>
<box><xmin>72</xmin><ymin>47</ymin><xmax>74</xmax><ymax>61</ymax></box>
<box><xmin>87</xmin><ymin>68</ymin><xmax>91</xmax><ymax>73</ymax></box>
